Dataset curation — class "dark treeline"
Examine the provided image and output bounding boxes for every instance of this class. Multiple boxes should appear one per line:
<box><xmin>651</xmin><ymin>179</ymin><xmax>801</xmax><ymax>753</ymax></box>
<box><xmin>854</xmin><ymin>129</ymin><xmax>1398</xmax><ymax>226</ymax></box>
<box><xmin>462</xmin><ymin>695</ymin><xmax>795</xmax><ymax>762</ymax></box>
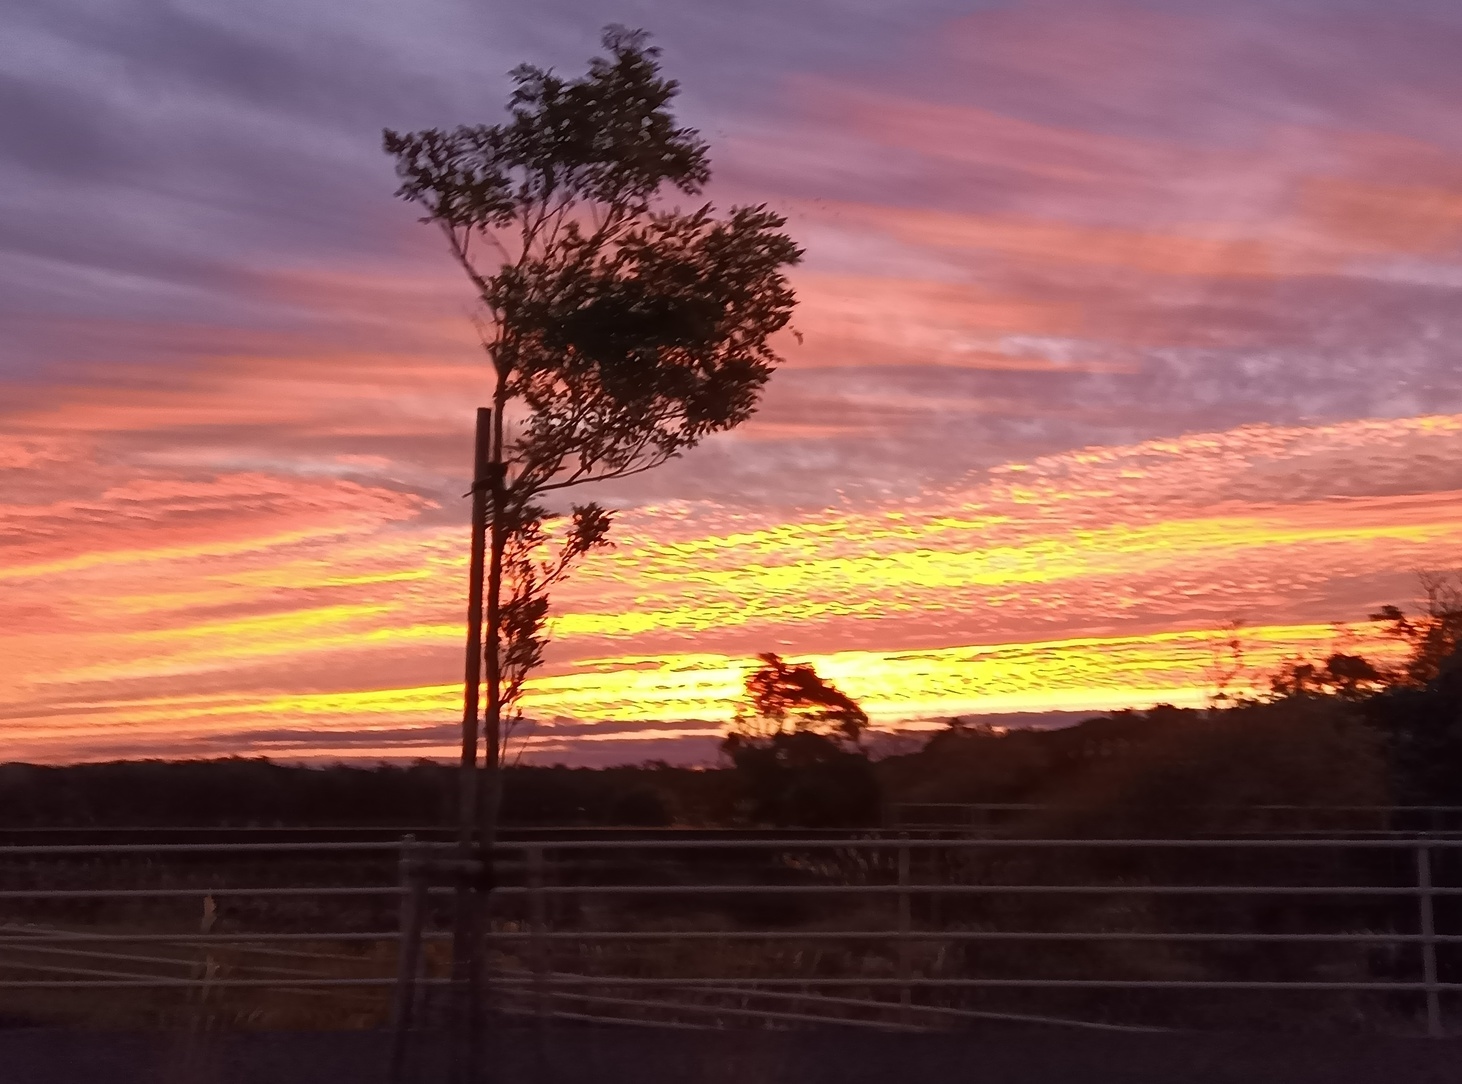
<box><xmin>0</xmin><ymin>760</ymin><xmax>731</xmax><ymax>830</ymax></box>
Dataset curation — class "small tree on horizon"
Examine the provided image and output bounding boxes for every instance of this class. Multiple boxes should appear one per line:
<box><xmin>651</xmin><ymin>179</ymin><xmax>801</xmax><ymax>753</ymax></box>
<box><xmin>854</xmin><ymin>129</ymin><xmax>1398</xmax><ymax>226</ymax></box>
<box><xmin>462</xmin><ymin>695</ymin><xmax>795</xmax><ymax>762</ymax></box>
<box><xmin>730</xmin><ymin>652</ymin><xmax>870</xmax><ymax>746</ymax></box>
<box><xmin>722</xmin><ymin>654</ymin><xmax>878</xmax><ymax>827</ymax></box>
<box><xmin>383</xmin><ymin>27</ymin><xmax>802</xmax><ymax>832</ymax></box>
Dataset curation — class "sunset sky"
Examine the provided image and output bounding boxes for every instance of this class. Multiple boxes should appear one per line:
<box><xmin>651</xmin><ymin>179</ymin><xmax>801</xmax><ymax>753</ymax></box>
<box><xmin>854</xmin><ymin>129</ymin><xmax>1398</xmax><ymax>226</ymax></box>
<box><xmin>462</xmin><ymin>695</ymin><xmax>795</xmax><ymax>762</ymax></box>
<box><xmin>5</xmin><ymin>0</ymin><xmax>1462</xmax><ymax>764</ymax></box>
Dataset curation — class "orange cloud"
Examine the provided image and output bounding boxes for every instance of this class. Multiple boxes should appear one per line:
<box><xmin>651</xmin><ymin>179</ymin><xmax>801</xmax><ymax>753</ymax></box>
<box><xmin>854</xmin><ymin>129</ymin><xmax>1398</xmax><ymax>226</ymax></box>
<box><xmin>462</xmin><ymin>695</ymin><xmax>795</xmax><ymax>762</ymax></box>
<box><xmin>843</xmin><ymin>203</ymin><xmax>1297</xmax><ymax>278</ymax></box>
<box><xmin>1301</xmin><ymin>178</ymin><xmax>1462</xmax><ymax>255</ymax></box>
<box><xmin>5</xmin><ymin>405</ymin><xmax>1462</xmax><ymax>763</ymax></box>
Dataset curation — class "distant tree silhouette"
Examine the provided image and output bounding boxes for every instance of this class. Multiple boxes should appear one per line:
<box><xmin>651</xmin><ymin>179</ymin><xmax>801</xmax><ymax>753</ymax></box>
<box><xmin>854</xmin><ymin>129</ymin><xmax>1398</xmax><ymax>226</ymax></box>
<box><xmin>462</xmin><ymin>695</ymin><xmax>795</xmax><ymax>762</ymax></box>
<box><xmin>1203</xmin><ymin>617</ymin><xmax>1252</xmax><ymax>708</ymax></box>
<box><xmin>383</xmin><ymin>26</ymin><xmax>801</xmax><ymax>829</ymax></box>
<box><xmin>722</xmin><ymin>654</ymin><xmax>879</xmax><ymax>827</ymax></box>
<box><xmin>1244</xmin><ymin>571</ymin><xmax>1462</xmax><ymax>806</ymax></box>
<box><xmin>1268</xmin><ymin>652</ymin><xmax>1388</xmax><ymax>701</ymax></box>
<box><xmin>733</xmin><ymin>653</ymin><xmax>869</xmax><ymax>744</ymax></box>
<box><xmin>1259</xmin><ymin>572</ymin><xmax>1462</xmax><ymax>704</ymax></box>
<box><xmin>1369</xmin><ymin>571</ymin><xmax>1462</xmax><ymax>687</ymax></box>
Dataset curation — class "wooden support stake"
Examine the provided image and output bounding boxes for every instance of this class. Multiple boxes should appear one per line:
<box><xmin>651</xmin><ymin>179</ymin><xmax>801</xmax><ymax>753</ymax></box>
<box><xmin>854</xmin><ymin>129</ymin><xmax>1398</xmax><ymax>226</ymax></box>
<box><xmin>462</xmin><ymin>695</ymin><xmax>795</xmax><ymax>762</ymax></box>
<box><xmin>452</xmin><ymin>408</ymin><xmax>492</xmax><ymax>1083</ymax></box>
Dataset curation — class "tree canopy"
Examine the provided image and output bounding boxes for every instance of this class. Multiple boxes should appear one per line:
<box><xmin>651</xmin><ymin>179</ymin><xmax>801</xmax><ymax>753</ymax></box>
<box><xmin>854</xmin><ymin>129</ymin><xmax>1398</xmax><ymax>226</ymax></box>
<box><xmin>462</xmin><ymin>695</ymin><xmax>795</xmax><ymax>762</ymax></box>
<box><xmin>384</xmin><ymin>26</ymin><xmax>801</xmax><ymax>504</ymax></box>
<box><xmin>733</xmin><ymin>652</ymin><xmax>870</xmax><ymax>746</ymax></box>
<box><xmin>383</xmin><ymin>27</ymin><xmax>802</xmax><ymax>753</ymax></box>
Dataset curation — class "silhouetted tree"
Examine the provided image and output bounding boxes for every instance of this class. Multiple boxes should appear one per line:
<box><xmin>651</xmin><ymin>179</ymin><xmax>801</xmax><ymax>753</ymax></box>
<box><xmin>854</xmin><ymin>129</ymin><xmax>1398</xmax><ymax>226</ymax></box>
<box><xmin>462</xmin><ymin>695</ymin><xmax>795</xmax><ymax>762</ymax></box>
<box><xmin>1257</xmin><ymin>573</ymin><xmax>1462</xmax><ymax>705</ymax></box>
<box><xmin>383</xmin><ymin>27</ymin><xmax>802</xmax><ymax>828</ymax></box>
<box><xmin>1244</xmin><ymin>573</ymin><xmax>1462</xmax><ymax>806</ymax></box>
<box><xmin>721</xmin><ymin>654</ymin><xmax>879</xmax><ymax>826</ymax></box>
<box><xmin>1204</xmin><ymin>617</ymin><xmax>1252</xmax><ymax>708</ymax></box>
<box><xmin>1369</xmin><ymin>571</ymin><xmax>1462</xmax><ymax>687</ymax></box>
<box><xmin>733</xmin><ymin>652</ymin><xmax>869</xmax><ymax>744</ymax></box>
<box><xmin>1268</xmin><ymin>652</ymin><xmax>1388</xmax><ymax>701</ymax></box>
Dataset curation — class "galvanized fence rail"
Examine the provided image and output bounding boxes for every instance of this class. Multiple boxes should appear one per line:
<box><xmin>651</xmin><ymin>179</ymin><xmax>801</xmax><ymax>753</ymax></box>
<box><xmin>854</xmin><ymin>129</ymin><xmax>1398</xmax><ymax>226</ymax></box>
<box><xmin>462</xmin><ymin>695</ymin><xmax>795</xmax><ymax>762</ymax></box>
<box><xmin>888</xmin><ymin>803</ymin><xmax>1462</xmax><ymax>834</ymax></box>
<box><xmin>1</xmin><ymin>835</ymin><xmax>1459</xmax><ymax>1037</ymax></box>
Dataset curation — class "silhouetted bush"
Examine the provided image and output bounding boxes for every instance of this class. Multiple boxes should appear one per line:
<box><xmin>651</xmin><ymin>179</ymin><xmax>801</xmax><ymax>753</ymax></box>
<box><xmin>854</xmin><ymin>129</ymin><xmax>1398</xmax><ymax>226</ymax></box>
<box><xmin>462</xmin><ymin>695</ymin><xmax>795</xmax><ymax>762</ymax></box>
<box><xmin>1363</xmin><ymin>650</ymin><xmax>1462</xmax><ymax>806</ymax></box>
<box><xmin>723</xmin><ymin>731</ymin><xmax>881</xmax><ymax>827</ymax></box>
<box><xmin>608</xmin><ymin>786</ymin><xmax>673</xmax><ymax>827</ymax></box>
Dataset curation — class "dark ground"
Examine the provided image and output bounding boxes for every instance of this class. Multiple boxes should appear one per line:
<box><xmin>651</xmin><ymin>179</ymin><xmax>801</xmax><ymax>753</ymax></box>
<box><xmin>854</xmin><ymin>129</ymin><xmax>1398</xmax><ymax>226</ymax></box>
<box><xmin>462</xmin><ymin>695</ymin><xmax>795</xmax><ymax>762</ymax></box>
<box><xmin>2</xmin><ymin>1026</ymin><xmax>1460</xmax><ymax>1084</ymax></box>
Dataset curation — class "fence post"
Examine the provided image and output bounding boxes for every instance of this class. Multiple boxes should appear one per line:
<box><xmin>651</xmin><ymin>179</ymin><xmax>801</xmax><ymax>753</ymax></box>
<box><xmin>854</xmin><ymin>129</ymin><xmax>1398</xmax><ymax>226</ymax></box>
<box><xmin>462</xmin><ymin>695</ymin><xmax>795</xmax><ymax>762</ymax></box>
<box><xmin>389</xmin><ymin>835</ymin><xmax>427</xmax><ymax>1084</ymax></box>
<box><xmin>897</xmin><ymin>834</ymin><xmax>912</xmax><ymax>1026</ymax></box>
<box><xmin>1416</xmin><ymin>843</ymin><xmax>1443</xmax><ymax>1038</ymax></box>
<box><xmin>528</xmin><ymin>846</ymin><xmax>549</xmax><ymax>1024</ymax></box>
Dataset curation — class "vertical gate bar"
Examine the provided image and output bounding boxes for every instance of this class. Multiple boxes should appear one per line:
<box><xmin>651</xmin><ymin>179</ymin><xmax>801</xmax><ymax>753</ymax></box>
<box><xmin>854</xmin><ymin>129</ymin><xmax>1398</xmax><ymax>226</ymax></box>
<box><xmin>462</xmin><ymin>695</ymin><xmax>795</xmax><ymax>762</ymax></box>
<box><xmin>528</xmin><ymin>845</ymin><xmax>550</xmax><ymax>1081</ymax></box>
<box><xmin>388</xmin><ymin>835</ymin><xmax>426</xmax><ymax>1084</ymax></box>
<box><xmin>897</xmin><ymin>834</ymin><xmax>912</xmax><ymax>1026</ymax></box>
<box><xmin>528</xmin><ymin>846</ymin><xmax>549</xmax><ymax>1022</ymax></box>
<box><xmin>1417</xmin><ymin>844</ymin><xmax>1443</xmax><ymax>1038</ymax></box>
